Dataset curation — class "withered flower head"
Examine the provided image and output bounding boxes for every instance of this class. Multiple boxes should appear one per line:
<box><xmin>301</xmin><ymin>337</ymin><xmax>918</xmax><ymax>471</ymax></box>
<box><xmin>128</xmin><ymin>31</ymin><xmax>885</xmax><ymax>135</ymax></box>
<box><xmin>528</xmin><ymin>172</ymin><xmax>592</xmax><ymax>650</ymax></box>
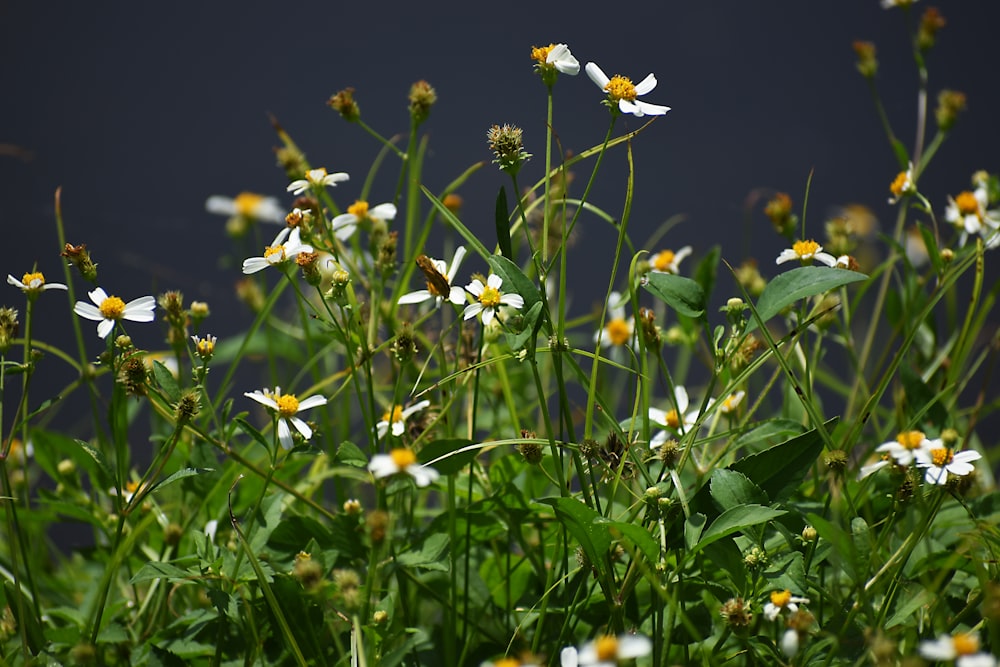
<box><xmin>408</xmin><ymin>80</ymin><xmax>437</xmax><ymax>125</ymax></box>
<box><xmin>328</xmin><ymin>87</ymin><xmax>361</xmax><ymax>122</ymax></box>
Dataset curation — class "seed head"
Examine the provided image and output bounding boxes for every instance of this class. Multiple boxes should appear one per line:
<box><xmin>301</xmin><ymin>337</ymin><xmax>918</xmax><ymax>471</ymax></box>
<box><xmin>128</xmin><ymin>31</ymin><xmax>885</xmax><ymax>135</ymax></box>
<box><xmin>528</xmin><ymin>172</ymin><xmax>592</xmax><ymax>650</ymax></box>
<box><xmin>408</xmin><ymin>80</ymin><xmax>437</xmax><ymax>125</ymax></box>
<box><xmin>328</xmin><ymin>87</ymin><xmax>361</xmax><ymax>122</ymax></box>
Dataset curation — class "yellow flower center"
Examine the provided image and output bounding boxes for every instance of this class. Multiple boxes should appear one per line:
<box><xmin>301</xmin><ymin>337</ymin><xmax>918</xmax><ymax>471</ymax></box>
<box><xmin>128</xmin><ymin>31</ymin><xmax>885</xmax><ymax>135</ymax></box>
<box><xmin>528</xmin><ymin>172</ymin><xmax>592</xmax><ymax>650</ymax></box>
<box><xmin>531</xmin><ymin>44</ymin><xmax>555</xmax><ymax>64</ymax></box>
<box><xmin>606</xmin><ymin>318</ymin><xmax>631</xmax><ymax>346</ymax></box>
<box><xmin>196</xmin><ymin>338</ymin><xmax>215</xmax><ymax>357</ymax></box>
<box><xmin>125</xmin><ymin>480</ymin><xmax>140</xmax><ymax>495</ymax></box>
<box><xmin>99</xmin><ymin>296</ymin><xmax>126</xmax><ymax>320</ymax></box>
<box><xmin>770</xmin><ymin>589</ymin><xmax>792</xmax><ymax>608</ymax></box>
<box><xmin>930</xmin><ymin>447</ymin><xmax>953</xmax><ymax>466</ymax></box>
<box><xmin>952</xmin><ymin>633</ymin><xmax>980</xmax><ymax>655</ymax></box>
<box><xmin>665</xmin><ymin>409</ymin><xmax>681</xmax><ymax>429</ymax></box>
<box><xmin>479</xmin><ymin>285</ymin><xmax>502</xmax><ymax>308</ymax></box>
<box><xmin>390</xmin><ymin>448</ymin><xmax>416</xmax><ymax>469</ymax></box>
<box><xmin>653</xmin><ymin>250</ymin><xmax>676</xmax><ymax>272</ymax></box>
<box><xmin>234</xmin><ymin>192</ymin><xmax>265</xmax><ymax>216</ymax></box>
<box><xmin>889</xmin><ymin>171</ymin><xmax>909</xmax><ymax>196</ymax></box>
<box><xmin>494</xmin><ymin>659</ymin><xmax>521</xmax><ymax>667</ymax></box>
<box><xmin>721</xmin><ymin>393</ymin><xmax>741</xmax><ymax>412</ymax></box>
<box><xmin>955</xmin><ymin>191</ymin><xmax>980</xmax><ymax>216</ymax></box>
<box><xmin>896</xmin><ymin>430</ymin><xmax>926</xmax><ymax>449</ymax></box>
<box><xmin>276</xmin><ymin>394</ymin><xmax>300</xmax><ymax>417</ymax></box>
<box><xmin>595</xmin><ymin>636</ymin><xmax>619</xmax><ymax>661</ymax></box>
<box><xmin>348</xmin><ymin>200</ymin><xmax>369</xmax><ymax>219</ymax></box>
<box><xmin>263</xmin><ymin>244</ymin><xmax>287</xmax><ymax>261</ymax></box>
<box><xmin>383</xmin><ymin>405</ymin><xmax>404</xmax><ymax>424</ymax></box>
<box><xmin>792</xmin><ymin>240</ymin><xmax>821</xmax><ymax>258</ymax></box>
<box><xmin>605</xmin><ymin>75</ymin><xmax>637</xmax><ymax>101</ymax></box>
<box><xmin>21</xmin><ymin>271</ymin><xmax>45</xmax><ymax>288</ymax></box>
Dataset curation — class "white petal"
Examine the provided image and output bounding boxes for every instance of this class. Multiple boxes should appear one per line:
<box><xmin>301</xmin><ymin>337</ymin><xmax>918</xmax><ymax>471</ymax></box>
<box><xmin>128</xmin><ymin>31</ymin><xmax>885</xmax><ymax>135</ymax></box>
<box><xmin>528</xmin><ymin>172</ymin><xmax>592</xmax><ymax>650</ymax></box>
<box><xmin>290</xmin><ymin>416</ymin><xmax>313</xmax><ymax>440</ymax></box>
<box><xmin>619</xmin><ymin>99</ymin><xmax>642</xmax><ymax>116</ymax></box>
<box><xmin>815</xmin><ymin>252</ymin><xmax>839</xmax><ymax>267</ymax></box>
<box><xmin>617</xmin><ymin>635</ymin><xmax>652</xmax><ymax>659</ymax></box>
<box><xmin>88</xmin><ymin>287</ymin><xmax>109</xmax><ymax>306</ymax></box>
<box><xmin>7</xmin><ymin>275</ymin><xmax>24</xmax><ymax>288</ymax></box>
<box><xmin>242</xmin><ymin>257</ymin><xmax>270</xmax><ymax>274</ymax></box>
<box><xmin>330</xmin><ymin>213</ymin><xmax>357</xmax><ymax>228</ymax></box>
<box><xmin>446</xmin><ymin>246</ymin><xmax>467</xmax><ymax>282</ymax></box>
<box><xmin>398</xmin><ymin>290</ymin><xmax>432</xmax><ymax>305</ymax></box>
<box><xmin>244</xmin><ymin>391</ymin><xmax>279</xmax><ymax>411</ymax></box>
<box><xmin>585</xmin><ymin>62</ymin><xmax>610</xmax><ymax>89</ymax></box>
<box><xmin>486</xmin><ymin>273</ymin><xmax>503</xmax><ymax>290</ymax></box>
<box><xmin>481</xmin><ymin>308</ymin><xmax>495</xmax><ymax>326</ymax></box>
<box><xmin>73</xmin><ymin>302</ymin><xmax>105</xmax><ymax>321</ymax></box>
<box><xmin>334</xmin><ymin>223</ymin><xmax>358</xmax><ymax>241</ymax></box>
<box><xmin>287</xmin><ymin>180</ymin><xmax>308</xmax><ymax>195</ymax></box>
<box><xmin>634</xmin><ymin>73</ymin><xmax>657</xmax><ymax>95</ymax></box>
<box><xmin>368</xmin><ymin>454</ymin><xmax>400</xmax><ymax>478</ymax></box>
<box><xmin>370</xmin><ymin>203</ymin><xmax>397</xmax><ymax>220</ymax></box>
<box><xmin>277</xmin><ymin>419</ymin><xmax>294</xmax><ymax>450</ymax></box>
<box><xmin>674</xmin><ymin>385</ymin><xmax>689</xmax><ymax>413</ymax></box>
<box><xmin>447</xmin><ymin>286</ymin><xmax>466</xmax><ymax>305</ymax></box>
<box><xmin>463</xmin><ymin>303</ymin><xmax>483</xmax><ymax>320</ymax></box>
<box><xmin>633</xmin><ymin>100</ymin><xmax>671</xmax><ymax>116</ymax></box>
<box><xmin>391</xmin><ymin>420</ymin><xmax>405</xmax><ymax>437</ymax></box>
<box><xmin>205</xmin><ymin>196</ymin><xmax>237</xmax><ymax>216</ymax></box>
<box><xmin>560</xmin><ymin>646</ymin><xmax>578</xmax><ymax>667</ymax></box>
<box><xmin>409</xmin><ymin>464</ymin><xmax>440</xmax><ymax>487</ymax></box>
<box><xmin>297</xmin><ymin>395</ymin><xmax>328</xmax><ymax>411</ymax></box>
<box><xmin>402</xmin><ymin>400</ymin><xmax>431</xmax><ymax>419</ymax></box>
<box><xmin>465</xmin><ymin>279</ymin><xmax>485</xmax><ymax>297</ymax></box>
<box><xmin>776</xmin><ymin>249</ymin><xmax>799</xmax><ymax>264</ymax></box>
<box><xmin>97</xmin><ymin>319</ymin><xmax>115</xmax><ymax>339</ymax></box>
<box><xmin>123</xmin><ymin>296</ymin><xmax>156</xmax><ymax>322</ymax></box>
<box><xmin>376</xmin><ymin>421</ymin><xmax>390</xmax><ymax>439</ymax></box>
<box><xmin>501</xmin><ymin>294</ymin><xmax>524</xmax><ymax>310</ymax></box>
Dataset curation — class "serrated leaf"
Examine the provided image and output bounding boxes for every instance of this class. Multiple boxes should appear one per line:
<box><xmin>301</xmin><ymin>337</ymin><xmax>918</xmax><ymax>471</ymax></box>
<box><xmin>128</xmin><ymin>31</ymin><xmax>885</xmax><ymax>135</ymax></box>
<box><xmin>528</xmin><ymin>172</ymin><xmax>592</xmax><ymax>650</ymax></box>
<box><xmin>642</xmin><ymin>272</ymin><xmax>706</xmax><ymax>318</ymax></box>
<box><xmin>750</xmin><ymin>267</ymin><xmax>867</xmax><ymax>331</ymax></box>
<box><xmin>152</xmin><ymin>360</ymin><xmax>180</xmax><ymax>403</ymax></box>
<box><xmin>152</xmin><ymin>467</ymin><xmax>215</xmax><ymax>494</ymax></box>
<box><xmin>334</xmin><ymin>440</ymin><xmax>368</xmax><ymax>467</ymax></box>
<box><xmin>695</xmin><ymin>505</ymin><xmax>786</xmax><ymax>551</ymax></box>
<box><xmin>131</xmin><ymin>560</ymin><xmax>198</xmax><ymax>585</ymax></box>
<box><xmin>710</xmin><ymin>469</ymin><xmax>768</xmax><ymax>512</ymax></box>
<box><xmin>396</xmin><ymin>533</ymin><xmax>450</xmax><ymax>571</ymax></box>
<box><xmin>538</xmin><ymin>497</ymin><xmax>612</xmax><ymax>581</ymax></box>
<box><xmin>730</xmin><ymin>420</ymin><xmax>833</xmax><ymax>501</ymax></box>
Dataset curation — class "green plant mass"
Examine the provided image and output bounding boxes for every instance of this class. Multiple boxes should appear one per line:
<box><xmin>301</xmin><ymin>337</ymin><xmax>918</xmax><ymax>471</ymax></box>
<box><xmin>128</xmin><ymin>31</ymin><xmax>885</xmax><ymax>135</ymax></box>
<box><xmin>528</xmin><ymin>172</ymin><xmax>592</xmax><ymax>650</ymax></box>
<box><xmin>2</xmin><ymin>14</ymin><xmax>1000</xmax><ymax>667</ymax></box>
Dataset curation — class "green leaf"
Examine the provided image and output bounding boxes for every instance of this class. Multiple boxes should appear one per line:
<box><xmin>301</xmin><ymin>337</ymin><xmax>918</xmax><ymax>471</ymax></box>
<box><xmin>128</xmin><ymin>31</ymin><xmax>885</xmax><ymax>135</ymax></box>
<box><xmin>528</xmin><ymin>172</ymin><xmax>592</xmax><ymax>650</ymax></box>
<box><xmin>334</xmin><ymin>440</ymin><xmax>368</xmax><ymax>467</ymax></box>
<box><xmin>495</xmin><ymin>186</ymin><xmax>513</xmax><ymax>260</ymax></box>
<box><xmin>695</xmin><ymin>505</ymin><xmax>787</xmax><ymax>551</ymax></box>
<box><xmin>418</xmin><ymin>438</ymin><xmax>477</xmax><ymax>476</ymax></box>
<box><xmin>152</xmin><ymin>360</ymin><xmax>181</xmax><ymax>403</ymax></box>
<box><xmin>480</xmin><ymin>554</ymin><xmax>532</xmax><ymax>608</ymax></box>
<box><xmin>487</xmin><ymin>254</ymin><xmax>543</xmax><ymax>315</ymax></box>
<box><xmin>891</xmin><ymin>137</ymin><xmax>910</xmax><ymax>170</ymax></box>
<box><xmin>750</xmin><ymin>267</ymin><xmax>867</xmax><ymax>331</ymax></box>
<box><xmin>806</xmin><ymin>513</ymin><xmax>857</xmax><ymax>582</ymax></box>
<box><xmin>396</xmin><ymin>533</ymin><xmax>450</xmax><ymax>572</ymax></box>
<box><xmin>131</xmin><ymin>560</ymin><xmax>198</xmax><ymax>585</ymax></box>
<box><xmin>595</xmin><ymin>518</ymin><xmax>660</xmax><ymax>563</ymax></box>
<box><xmin>537</xmin><ymin>497</ymin><xmax>612</xmax><ymax>581</ymax></box>
<box><xmin>709</xmin><ymin>469</ymin><xmax>768</xmax><ymax>512</ymax></box>
<box><xmin>505</xmin><ymin>300</ymin><xmax>543</xmax><ymax>352</ymax></box>
<box><xmin>851</xmin><ymin>517</ymin><xmax>873</xmax><ymax>580</ymax></box>
<box><xmin>900</xmin><ymin>364</ymin><xmax>947</xmax><ymax>429</ymax></box>
<box><xmin>685</xmin><ymin>513</ymin><xmax>707</xmax><ymax>551</ymax></box>
<box><xmin>642</xmin><ymin>272</ymin><xmax>706</xmax><ymax>318</ymax></box>
<box><xmin>235</xmin><ymin>417</ymin><xmax>272</xmax><ymax>453</ymax></box>
<box><xmin>730</xmin><ymin>420</ymin><xmax>833</xmax><ymax>501</ymax></box>
<box><xmin>693</xmin><ymin>245</ymin><xmax>721</xmax><ymax>305</ymax></box>
<box><xmin>151</xmin><ymin>467</ymin><xmax>215</xmax><ymax>495</ymax></box>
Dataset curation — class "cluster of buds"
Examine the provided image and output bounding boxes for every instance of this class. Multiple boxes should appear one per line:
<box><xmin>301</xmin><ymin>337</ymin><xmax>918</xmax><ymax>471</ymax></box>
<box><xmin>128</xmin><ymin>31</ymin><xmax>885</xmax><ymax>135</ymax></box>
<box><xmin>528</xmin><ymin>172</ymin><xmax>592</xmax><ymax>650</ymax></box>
<box><xmin>917</xmin><ymin>8</ymin><xmax>946</xmax><ymax>51</ymax></box>
<box><xmin>487</xmin><ymin>123</ymin><xmax>531</xmax><ymax>176</ymax></box>
<box><xmin>158</xmin><ymin>291</ymin><xmax>189</xmax><ymax>350</ymax></box>
<box><xmin>852</xmin><ymin>41</ymin><xmax>878</xmax><ymax>79</ymax></box>
<box><xmin>0</xmin><ymin>307</ymin><xmax>18</xmax><ymax>353</ymax></box>
<box><xmin>328</xmin><ymin>87</ymin><xmax>361</xmax><ymax>122</ymax></box>
<box><xmin>765</xmin><ymin>193</ymin><xmax>799</xmax><ymax>239</ymax></box>
<box><xmin>935</xmin><ymin>89</ymin><xmax>967</xmax><ymax>131</ymax></box>
<box><xmin>408</xmin><ymin>80</ymin><xmax>437</xmax><ymax>126</ymax></box>
<box><xmin>61</xmin><ymin>243</ymin><xmax>97</xmax><ymax>282</ymax></box>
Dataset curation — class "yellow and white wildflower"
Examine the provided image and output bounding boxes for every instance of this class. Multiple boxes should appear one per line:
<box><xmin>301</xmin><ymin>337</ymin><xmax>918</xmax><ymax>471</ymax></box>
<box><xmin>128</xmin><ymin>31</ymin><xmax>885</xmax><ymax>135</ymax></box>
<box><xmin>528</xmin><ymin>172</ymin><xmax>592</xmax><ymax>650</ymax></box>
<box><xmin>562</xmin><ymin>633</ymin><xmax>652</xmax><ymax>667</ymax></box>
<box><xmin>7</xmin><ymin>271</ymin><xmax>68</xmax><ymax>297</ymax></box>
<box><xmin>376</xmin><ymin>400</ymin><xmax>431</xmax><ymax>439</ymax></box>
<box><xmin>763</xmin><ymin>590</ymin><xmax>810</xmax><ymax>622</ymax></box>
<box><xmin>649</xmin><ymin>246</ymin><xmax>692</xmax><ymax>274</ymax></box>
<box><xmin>244</xmin><ymin>386</ymin><xmax>327</xmax><ymax>450</ymax></box>
<box><xmin>919</xmin><ymin>632</ymin><xmax>996</xmax><ymax>667</ymax></box>
<box><xmin>945</xmin><ymin>187</ymin><xmax>1000</xmax><ymax>246</ymax></box>
<box><xmin>368</xmin><ymin>448</ymin><xmax>440</xmax><ymax>487</ymax></box>
<box><xmin>531</xmin><ymin>43</ymin><xmax>580</xmax><ymax>76</ymax></box>
<box><xmin>463</xmin><ymin>274</ymin><xmax>524</xmax><ymax>326</ymax></box>
<box><xmin>888</xmin><ymin>162</ymin><xmax>916</xmax><ymax>204</ymax></box>
<box><xmin>242</xmin><ymin>227</ymin><xmax>313</xmax><ymax>274</ymax></box>
<box><xmin>875</xmin><ymin>430</ymin><xmax>933</xmax><ymax>467</ymax></box>
<box><xmin>914</xmin><ymin>443</ymin><xmax>981</xmax><ymax>485</ymax></box>
<box><xmin>585</xmin><ymin>62</ymin><xmax>670</xmax><ymax>117</ymax></box>
<box><xmin>594</xmin><ymin>291</ymin><xmax>634</xmax><ymax>349</ymax></box>
<box><xmin>330</xmin><ymin>200</ymin><xmax>397</xmax><ymax>241</ymax></box>
<box><xmin>205</xmin><ymin>192</ymin><xmax>285</xmax><ymax>224</ymax></box>
<box><xmin>286</xmin><ymin>167</ymin><xmax>349</xmax><ymax>196</ymax></box>
<box><xmin>776</xmin><ymin>240</ymin><xmax>838</xmax><ymax>267</ymax></box>
<box><xmin>649</xmin><ymin>385</ymin><xmax>700</xmax><ymax>445</ymax></box>
<box><xmin>74</xmin><ymin>287</ymin><xmax>156</xmax><ymax>339</ymax></box>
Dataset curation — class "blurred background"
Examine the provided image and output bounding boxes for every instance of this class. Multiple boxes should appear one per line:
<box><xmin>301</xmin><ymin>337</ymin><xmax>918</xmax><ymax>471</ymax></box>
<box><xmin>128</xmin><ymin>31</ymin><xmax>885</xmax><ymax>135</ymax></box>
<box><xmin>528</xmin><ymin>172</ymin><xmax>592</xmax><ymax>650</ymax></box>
<box><xmin>2</xmin><ymin>1</ymin><xmax>999</xmax><ymax>428</ymax></box>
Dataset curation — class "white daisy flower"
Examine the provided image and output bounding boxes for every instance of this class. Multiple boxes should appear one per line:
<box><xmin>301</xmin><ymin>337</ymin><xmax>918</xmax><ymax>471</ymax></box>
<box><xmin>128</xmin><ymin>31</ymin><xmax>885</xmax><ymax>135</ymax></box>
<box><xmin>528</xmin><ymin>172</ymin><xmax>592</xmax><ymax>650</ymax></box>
<box><xmin>242</xmin><ymin>227</ymin><xmax>314</xmax><ymax>274</ymax></box>
<box><xmin>775</xmin><ymin>240</ymin><xmax>839</xmax><ymax>267</ymax></box>
<box><xmin>8</xmin><ymin>271</ymin><xmax>68</xmax><ymax>297</ymax></box>
<box><xmin>649</xmin><ymin>246</ymin><xmax>692</xmax><ymax>275</ymax></box>
<box><xmin>874</xmin><ymin>430</ymin><xmax>933</xmax><ymax>467</ymax></box>
<box><xmin>463</xmin><ymin>273</ymin><xmax>524</xmax><ymax>326</ymax></box>
<box><xmin>73</xmin><ymin>287</ymin><xmax>156</xmax><ymax>339</ymax></box>
<box><xmin>205</xmin><ymin>192</ymin><xmax>285</xmax><ymax>223</ymax></box>
<box><xmin>888</xmin><ymin>163</ymin><xmax>917</xmax><ymax>205</ymax></box>
<box><xmin>718</xmin><ymin>390</ymin><xmax>746</xmax><ymax>415</ymax></box>
<box><xmin>399</xmin><ymin>247</ymin><xmax>468</xmax><ymax>308</ymax></box>
<box><xmin>649</xmin><ymin>385</ymin><xmax>698</xmax><ymax>443</ymax></box>
<box><xmin>945</xmin><ymin>188</ymin><xmax>1000</xmax><ymax>245</ymax></box>
<box><xmin>763</xmin><ymin>590</ymin><xmax>809</xmax><ymax>622</ymax></box>
<box><xmin>330</xmin><ymin>200</ymin><xmax>397</xmax><ymax>241</ymax></box>
<box><xmin>594</xmin><ymin>291</ymin><xmax>634</xmax><ymax>349</ymax></box>
<box><xmin>244</xmin><ymin>386</ymin><xmax>327</xmax><ymax>450</ymax></box>
<box><xmin>368</xmin><ymin>448</ymin><xmax>440</xmax><ymax>487</ymax></box>
<box><xmin>920</xmin><ymin>632</ymin><xmax>996</xmax><ymax>667</ymax></box>
<box><xmin>376</xmin><ymin>400</ymin><xmax>431</xmax><ymax>439</ymax></box>
<box><xmin>286</xmin><ymin>167</ymin><xmax>349</xmax><ymax>196</ymax></box>
<box><xmin>915</xmin><ymin>444</ymin><xmax>982</xmax><ymax>485</ymax></box>
<box><xmin>569</xmin><ymin>634</ymin><xmax>652</xmax><ymax>667</ymax></box>
<box><xmin>585</xmin><ymin>62</ymin><xmax>670</xmax><ymax>117</ymax></box>
<box><xmin>531</xmin><ymin>43</ymin><xmax>580</xmax><ymax>76</ymax></box>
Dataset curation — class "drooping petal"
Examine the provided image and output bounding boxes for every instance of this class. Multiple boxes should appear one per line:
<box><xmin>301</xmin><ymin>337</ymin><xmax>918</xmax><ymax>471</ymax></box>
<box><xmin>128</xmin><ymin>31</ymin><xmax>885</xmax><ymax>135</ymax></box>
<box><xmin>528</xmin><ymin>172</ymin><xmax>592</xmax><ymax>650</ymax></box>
<box><xmin>634</xmin><ymin>73</ymin><xmax>657</xmax><ymax>96</ymax></box>
<box><xmin>398</xmin><ymin>290</ymin><xmax>432</xmax><ymax>305</ymax></box>
<box><xmin>368</xmin><ymin>454</ymin><xmax>400</xmax><ymax>479</ymax></box>
<box><xmin>277</xmin><ymin>419</ymin><xmax>294</xmax><ymax>450</ymax></box>
<box><xmin>297</xmin><ymin>395</ymin><xmax>328</xmax><ymax>411</ymax></box>
<box><xmin>74</xmin><ymin>302</ymin><xmax>105</xmax><ymax>322</ymax></box>
<box><xmin>97</xmin><ymin>319</ymin><xmax>115</xmax><ymax>339</ymax></box>
<box><xmin>585</xmin><ymin>62</ymin><xmax>610</xmax><ymax>89</ymax></box>
<box><xmin>242</xmin><ymin>257</ymin><xmax>271</xmax><ymax>274</ymax></box>
<box><xmin>289</xmin><ymin>416</ymin><xmax>313</xmax><ymax>440</ymax></box>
